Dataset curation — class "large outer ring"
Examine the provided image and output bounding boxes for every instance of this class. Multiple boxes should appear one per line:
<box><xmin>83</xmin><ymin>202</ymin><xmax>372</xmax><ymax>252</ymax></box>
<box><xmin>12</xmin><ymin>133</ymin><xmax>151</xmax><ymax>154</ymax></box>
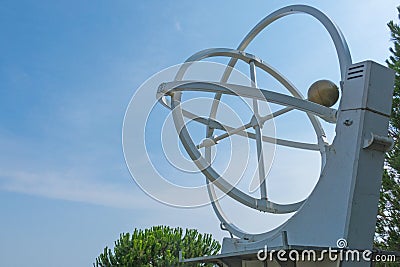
<box><xmin>169</xmin><ymin>5</ymin><xmax>352</xmax><ymax>239</ymax></box>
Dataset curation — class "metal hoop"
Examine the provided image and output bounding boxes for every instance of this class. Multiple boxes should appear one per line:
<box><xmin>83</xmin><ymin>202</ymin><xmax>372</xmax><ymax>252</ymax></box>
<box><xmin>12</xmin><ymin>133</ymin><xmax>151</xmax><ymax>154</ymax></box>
<box><xmin>161</xmin><ymin>4</ymin><xmax>352</xmax><ymax>239</ymax></box>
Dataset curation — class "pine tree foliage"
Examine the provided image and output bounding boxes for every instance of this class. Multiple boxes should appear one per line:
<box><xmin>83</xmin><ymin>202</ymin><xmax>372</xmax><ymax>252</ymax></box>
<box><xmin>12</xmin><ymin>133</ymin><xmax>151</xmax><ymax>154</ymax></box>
<box><xmin>94</xmin><ymin>226</ymin><xmax>221</xmax><ymax>267</ymax></box>
<box><xmin>375</xmin><ymin>6</ymin><xmax>400</xmax><ymax>253</ymax></box>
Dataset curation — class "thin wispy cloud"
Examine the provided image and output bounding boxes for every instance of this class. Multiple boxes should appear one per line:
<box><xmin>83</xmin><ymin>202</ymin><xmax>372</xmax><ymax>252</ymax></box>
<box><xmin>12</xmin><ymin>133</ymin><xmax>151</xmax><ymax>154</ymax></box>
<box><xmin>0</xmin><ymin>171</ymin><xmax>152</xmax><ymax>210</ymax></box>
<box><xmin>175</xmin><ymin>19</ymin><xmax>182</xmax><ymax>32</ymax></box>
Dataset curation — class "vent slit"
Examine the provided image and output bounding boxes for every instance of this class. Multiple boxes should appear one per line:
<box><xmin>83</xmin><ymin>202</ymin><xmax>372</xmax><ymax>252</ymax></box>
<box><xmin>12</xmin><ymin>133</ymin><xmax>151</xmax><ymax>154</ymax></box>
<box><xmin>348</xmin><ymin>69</ymin><xmax>364</xmax><ymax>75</ymax></box>
<box><xmin>349</xmin><ymin>65</ymin><xmax>364</xmax><ymax>71</ymax></box>
<box><xmin>347</xmin><ymin>75</ymin><xmax>363</xmax><ymax>80</ymax></box>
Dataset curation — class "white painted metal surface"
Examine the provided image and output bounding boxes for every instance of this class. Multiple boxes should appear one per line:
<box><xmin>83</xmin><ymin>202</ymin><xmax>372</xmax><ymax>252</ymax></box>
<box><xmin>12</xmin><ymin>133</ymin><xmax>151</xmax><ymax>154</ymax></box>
<box><xmin>156</xmin><ymin>5</ymin><xmax>395</xmax><ymax>267</ymax></box>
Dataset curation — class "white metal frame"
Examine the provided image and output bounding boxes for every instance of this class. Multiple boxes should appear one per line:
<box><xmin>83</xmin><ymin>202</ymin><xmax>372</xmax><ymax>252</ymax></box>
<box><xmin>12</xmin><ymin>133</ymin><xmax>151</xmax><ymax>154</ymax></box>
<box><xmin>158</xmin><ymin>4</ymin><xmax>352</xmax><ymax>239</ymax></box>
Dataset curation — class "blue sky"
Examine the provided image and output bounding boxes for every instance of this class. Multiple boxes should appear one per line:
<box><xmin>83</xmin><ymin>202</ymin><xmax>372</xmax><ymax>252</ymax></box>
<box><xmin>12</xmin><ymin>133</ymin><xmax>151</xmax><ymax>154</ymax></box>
<box><xmin>0</xmin><ymin>1</ymin><xmax>398</xmax><ymax>266</ymax></box>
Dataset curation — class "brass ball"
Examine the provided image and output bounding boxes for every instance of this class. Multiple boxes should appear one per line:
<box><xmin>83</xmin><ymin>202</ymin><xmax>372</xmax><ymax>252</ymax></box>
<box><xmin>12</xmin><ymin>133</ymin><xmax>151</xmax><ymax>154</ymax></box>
<box><xmin>307</xmin><ymin>80</ymin><xmax>339</xmax><ymax>107</ymax></box>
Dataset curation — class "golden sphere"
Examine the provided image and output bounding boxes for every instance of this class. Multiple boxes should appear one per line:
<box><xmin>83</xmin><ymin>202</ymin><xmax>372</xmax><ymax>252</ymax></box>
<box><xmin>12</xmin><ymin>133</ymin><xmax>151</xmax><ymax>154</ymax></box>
<box><xmin>307</xmin><ymin>80</ymin><xmax>339</xmax><ymax>107</ymax></box>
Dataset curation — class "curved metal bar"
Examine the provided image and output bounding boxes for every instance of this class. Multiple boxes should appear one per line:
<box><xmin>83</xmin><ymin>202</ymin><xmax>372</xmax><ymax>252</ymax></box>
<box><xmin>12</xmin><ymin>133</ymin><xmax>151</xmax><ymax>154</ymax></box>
<box><xmin>249</xmin><ymin>61</ymin><xmax>268</xmax><ymax>200</ymax></box>
<box><xmin>177</xmin><ymin>48</ymin><xmax>305</xmax><ymax>99</ymax></box>
<box><xmin>159</xmin><ymin>81</ymin><xmax>337</xmax><ymax>123</ymax></box>
<box><xmin>210</xmin><ymin>120</ymin><xmax>320</xmax><ymax>151</ymax></box>
<box><xmin>156</xmin><ymin>5</ymin><xmax>352</xmax><ymax>239</ymax></box>
<box><xmin>190</xmin><ymin>4</ymin><xmax>350</xmax><ymax>239</ymax></box>
<box><xmin>164</xmin><ymin>101</ymin><xmax>320</xmax><ymax>151</ymax></box>
<box><xmin>206</xmin><ymin>180</ymin><xmax>251</xmax><ymax>239</ymax></box>
<box><xmin>169</xmin><ymin>47</ymin><xmax>329</xmax><ymax>153</ymax></box>
<box><xmin>208</xmin><ymin>107</ymin><xmax>292</xmax><ymax>144</ymax></box>
<box><xmin>202</xmin><ymin>5</ymin><xmax>352</xmax><ymax>188</ymax></box>
<box><xmin>167</xmin><ymin>14</ymin><xmax>351</xmax><ymax>230</ymax></box>
<box><xmin>159</xmin><ymin>97</ymin><xmax>320</xmax><ymax>151</ymax></box>
<box><xmin>170</xmin><ymin>88</ymin><xmax>305</xmax><ymax>214</ymax></box>
<box><xmin>221</xmin><ymin>4</ymin><xmax>352</xmax><ymax>82</ymax></box>
<box><xmin>166</xmin><ymin>47</ymin><xmax>330</xmax><ymax>148</ymax></box>
<box><xmin>172</xmin><ymin>48</ymin><xmax>327</xmax><ymax>135</ymax></box>
<box><xmin>164</xmin><ymin>48</ymin><xmax>327</xmax><ymax>218</ymax></box>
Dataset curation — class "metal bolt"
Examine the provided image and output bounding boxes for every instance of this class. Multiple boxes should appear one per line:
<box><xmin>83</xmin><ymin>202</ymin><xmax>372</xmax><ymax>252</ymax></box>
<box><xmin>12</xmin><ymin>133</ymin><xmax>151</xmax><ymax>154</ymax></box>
<box><xmin>344</xmin><ymin>119</ymin><xmax>353</xmax><ymax>126</ymax></box>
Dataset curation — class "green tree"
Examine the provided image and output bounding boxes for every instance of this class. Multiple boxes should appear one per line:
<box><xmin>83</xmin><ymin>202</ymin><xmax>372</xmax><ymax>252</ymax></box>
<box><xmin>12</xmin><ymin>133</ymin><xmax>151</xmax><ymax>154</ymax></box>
<box><xmin>94</xmin><ymin>226</ymin><xmax>221</xmax><ymax>267</ymax></box>
<box><xmin>375</xmin><ymin>6</ymin><xmax>400</xmax><ymax>253</ymax></box>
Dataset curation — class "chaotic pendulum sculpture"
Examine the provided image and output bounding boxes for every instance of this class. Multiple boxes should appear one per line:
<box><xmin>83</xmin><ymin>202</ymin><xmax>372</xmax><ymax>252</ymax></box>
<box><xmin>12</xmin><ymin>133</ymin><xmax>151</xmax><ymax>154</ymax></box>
<box><xmin>155</xmin><ymin>5</ymin><xmax>395</xmax><ymax>267</ymax></box>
